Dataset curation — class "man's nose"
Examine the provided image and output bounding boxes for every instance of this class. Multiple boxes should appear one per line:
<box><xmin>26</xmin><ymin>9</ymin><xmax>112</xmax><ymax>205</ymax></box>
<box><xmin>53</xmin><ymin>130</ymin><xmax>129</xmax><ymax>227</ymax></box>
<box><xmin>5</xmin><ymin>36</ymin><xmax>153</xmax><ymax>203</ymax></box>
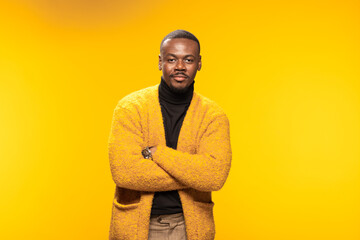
<box><xmin>175</xmin><ymin>60</ymin><xmax>185</xmax><ymax>71</ymax></box>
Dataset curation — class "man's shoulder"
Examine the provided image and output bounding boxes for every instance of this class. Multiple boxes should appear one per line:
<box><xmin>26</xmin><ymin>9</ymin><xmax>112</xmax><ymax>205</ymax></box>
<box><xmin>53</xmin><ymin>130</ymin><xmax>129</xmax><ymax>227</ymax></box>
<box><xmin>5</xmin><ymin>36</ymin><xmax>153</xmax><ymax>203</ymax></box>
<box><xmin>194</xmin><ymin>91</ymin><xmax>228</xmax><ymax>119</ymax></box>
<box><xmin>116</xmin><ymin>84</ymin><xmax>158</xmax><ymax>110</ymax></box>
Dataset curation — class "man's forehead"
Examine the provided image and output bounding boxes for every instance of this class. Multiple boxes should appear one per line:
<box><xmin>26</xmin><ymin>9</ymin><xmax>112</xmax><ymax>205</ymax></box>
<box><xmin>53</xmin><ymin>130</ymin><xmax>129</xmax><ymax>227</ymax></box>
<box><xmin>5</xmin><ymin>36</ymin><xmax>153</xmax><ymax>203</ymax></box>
<box><xmin>161</xmin><ymin>38</ymin><xmax>199</xmax><ymax>54</ymax></box>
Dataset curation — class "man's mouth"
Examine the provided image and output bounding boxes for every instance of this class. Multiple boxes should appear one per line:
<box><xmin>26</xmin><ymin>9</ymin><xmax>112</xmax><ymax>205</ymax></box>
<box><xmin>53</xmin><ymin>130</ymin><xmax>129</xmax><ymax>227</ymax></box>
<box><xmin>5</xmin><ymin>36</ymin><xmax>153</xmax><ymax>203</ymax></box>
<box><xmin>172</xmin><ymin>74</ymin><xmax>188</xmax><ymax>81</ymax></box>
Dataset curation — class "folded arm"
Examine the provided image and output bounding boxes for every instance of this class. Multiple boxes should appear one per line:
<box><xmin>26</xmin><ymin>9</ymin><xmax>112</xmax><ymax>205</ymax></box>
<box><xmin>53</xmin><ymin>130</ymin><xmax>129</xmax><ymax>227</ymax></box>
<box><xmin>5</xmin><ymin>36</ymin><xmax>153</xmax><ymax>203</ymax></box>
<box><xmin>152</xmin><ymin>115</ymin><xmax>232</xmax><ymax>192</ymax></box>
<box><xmin>108</xmin><ymin>104</ymin><xmax>187</xmax><ymax>192</ymax></box>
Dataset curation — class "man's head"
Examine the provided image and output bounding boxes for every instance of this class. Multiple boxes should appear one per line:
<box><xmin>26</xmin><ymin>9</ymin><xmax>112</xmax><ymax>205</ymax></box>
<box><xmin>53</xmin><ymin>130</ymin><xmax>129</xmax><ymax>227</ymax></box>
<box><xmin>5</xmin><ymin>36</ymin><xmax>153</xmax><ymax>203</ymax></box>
<box><xmin>159</xmin><ymin>30</ymin><xmax>202</xmax><ymax>94</ymax></box>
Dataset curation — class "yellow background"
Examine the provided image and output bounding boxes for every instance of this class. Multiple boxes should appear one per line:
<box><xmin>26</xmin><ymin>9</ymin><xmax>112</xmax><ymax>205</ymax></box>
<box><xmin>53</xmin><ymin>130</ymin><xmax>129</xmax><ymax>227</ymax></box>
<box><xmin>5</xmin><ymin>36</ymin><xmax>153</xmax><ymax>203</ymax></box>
<box><xmin>1</xmin><ymin>0</ymin><xmax>359</xmax><ymax>239</ymax></box>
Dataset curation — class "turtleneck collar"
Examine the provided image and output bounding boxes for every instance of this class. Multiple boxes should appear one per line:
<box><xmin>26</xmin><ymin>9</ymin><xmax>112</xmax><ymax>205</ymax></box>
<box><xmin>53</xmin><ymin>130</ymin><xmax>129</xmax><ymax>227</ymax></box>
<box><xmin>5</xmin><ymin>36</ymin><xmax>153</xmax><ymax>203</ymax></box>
<box><xmin>159</xmin><ymin>76</ymin><xmax>194</xmax><ymax>105</ymax></box>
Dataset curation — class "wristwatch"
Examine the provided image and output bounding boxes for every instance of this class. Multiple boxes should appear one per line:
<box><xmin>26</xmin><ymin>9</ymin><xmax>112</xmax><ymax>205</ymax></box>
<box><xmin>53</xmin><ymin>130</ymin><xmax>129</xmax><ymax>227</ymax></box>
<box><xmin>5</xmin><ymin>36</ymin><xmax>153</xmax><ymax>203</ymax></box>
<box><xmin>141</xmin><ymin>147</ymin><xmax>153</xmax><ymax>160</ymax></box>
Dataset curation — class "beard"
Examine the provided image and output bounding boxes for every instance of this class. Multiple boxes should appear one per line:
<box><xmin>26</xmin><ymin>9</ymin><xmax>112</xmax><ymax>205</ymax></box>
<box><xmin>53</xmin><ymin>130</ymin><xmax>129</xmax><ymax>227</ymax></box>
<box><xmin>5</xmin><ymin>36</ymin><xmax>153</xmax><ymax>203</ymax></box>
<box><xmin>168</xmin><ymin>78</ymin><xmax>195</xmax><ymax>94</ymax></box>
<box><xmin>168</xmin><ymin>83</ymin><xmax>190</xmax><ymax>94</ymax></box>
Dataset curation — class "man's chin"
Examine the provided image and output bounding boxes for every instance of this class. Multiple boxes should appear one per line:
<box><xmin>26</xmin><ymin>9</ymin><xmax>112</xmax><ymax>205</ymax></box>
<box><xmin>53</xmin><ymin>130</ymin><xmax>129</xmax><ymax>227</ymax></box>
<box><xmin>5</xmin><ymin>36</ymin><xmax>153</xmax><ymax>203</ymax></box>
<box><xmin>169</xmin><ymin>83</ymin><xmax>189</xmax><ymax>94</ymax></box>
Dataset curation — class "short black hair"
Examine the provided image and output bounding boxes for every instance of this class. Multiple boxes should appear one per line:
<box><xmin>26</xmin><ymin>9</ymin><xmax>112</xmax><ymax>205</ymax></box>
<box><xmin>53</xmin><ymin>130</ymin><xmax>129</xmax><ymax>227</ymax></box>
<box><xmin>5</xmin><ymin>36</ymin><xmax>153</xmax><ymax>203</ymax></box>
<box><xmin>160</xmin><ymin>29</ymin><xmax>200</xmax><ymax>54</ymax></box>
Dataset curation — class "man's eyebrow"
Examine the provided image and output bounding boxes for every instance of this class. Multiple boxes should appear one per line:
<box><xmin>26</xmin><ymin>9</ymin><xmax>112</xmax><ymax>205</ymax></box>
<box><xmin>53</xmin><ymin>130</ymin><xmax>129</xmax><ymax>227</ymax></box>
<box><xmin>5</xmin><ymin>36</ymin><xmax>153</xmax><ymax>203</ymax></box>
<box><xmin>165</xmin><ymin>53</ymin><xmax>195</xmax><ymax>58</ymax></box>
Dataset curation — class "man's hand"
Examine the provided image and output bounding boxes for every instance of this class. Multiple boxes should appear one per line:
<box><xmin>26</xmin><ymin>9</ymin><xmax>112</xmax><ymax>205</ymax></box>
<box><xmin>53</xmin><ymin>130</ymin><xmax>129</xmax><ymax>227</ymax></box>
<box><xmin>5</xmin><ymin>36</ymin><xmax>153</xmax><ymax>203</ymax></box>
<box><xmin>150</xmin><ymin>146</ymin><xmax>157</xmax><ymax>155</ymax></box>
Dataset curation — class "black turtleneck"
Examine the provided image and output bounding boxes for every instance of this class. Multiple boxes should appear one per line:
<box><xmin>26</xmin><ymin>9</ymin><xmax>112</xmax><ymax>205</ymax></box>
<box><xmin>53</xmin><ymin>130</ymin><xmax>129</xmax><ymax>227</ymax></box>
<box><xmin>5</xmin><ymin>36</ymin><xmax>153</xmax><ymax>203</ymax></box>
<box><xmin>151</xmin><ymin>77</ymin><xmax>194</xmax><ymax>215</ymax></box>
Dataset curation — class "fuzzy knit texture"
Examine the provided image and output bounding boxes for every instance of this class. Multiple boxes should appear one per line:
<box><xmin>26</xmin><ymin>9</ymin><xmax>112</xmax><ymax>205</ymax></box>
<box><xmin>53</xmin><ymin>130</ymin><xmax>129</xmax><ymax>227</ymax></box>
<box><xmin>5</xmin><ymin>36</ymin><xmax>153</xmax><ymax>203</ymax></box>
<box><xmin>108</xmin><ymin>84</ymin><xmax>232</xmax><ymax>240</ymax></box>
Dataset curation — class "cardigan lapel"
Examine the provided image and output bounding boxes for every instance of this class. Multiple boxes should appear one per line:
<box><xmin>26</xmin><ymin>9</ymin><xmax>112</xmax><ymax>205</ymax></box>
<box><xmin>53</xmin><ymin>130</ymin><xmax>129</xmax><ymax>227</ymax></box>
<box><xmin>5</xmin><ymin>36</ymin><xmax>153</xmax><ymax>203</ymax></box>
<box><xmin>148</xmin><ymin>84</ymin><xmax>166</xmax><ymax>148</ymax></box>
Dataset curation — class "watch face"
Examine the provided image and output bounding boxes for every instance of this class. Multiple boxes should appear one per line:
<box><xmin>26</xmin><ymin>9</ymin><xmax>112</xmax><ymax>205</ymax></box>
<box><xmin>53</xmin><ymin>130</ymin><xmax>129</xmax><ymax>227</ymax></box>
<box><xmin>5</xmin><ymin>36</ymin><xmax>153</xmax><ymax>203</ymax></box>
<box><xmin>141</xmin><ymin>149</ymin><xmax>148</xmax><ymax>158</ymax></box>
<box><xmin>142</xmin><ymin>148</ymin><xmax>151</xmax><ymax>159</ymax></box>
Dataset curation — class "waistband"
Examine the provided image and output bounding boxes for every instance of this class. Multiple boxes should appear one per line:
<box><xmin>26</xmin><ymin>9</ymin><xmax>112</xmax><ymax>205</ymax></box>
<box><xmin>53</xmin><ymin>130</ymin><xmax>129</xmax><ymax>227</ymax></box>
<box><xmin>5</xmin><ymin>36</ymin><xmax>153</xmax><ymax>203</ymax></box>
<box><xmin>150</xmin><ymin>212</ymin><xmax>184</xmax><ymax>219</ymax></box>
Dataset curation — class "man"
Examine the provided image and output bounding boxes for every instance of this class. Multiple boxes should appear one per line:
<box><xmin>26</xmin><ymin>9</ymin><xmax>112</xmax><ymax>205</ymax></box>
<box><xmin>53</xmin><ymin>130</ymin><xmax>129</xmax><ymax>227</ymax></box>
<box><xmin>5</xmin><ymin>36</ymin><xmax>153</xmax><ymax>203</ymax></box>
<box><xmin>108</xmin><ymin>30</ymin><xmax>232</xmax><ymax>240</ymax></box>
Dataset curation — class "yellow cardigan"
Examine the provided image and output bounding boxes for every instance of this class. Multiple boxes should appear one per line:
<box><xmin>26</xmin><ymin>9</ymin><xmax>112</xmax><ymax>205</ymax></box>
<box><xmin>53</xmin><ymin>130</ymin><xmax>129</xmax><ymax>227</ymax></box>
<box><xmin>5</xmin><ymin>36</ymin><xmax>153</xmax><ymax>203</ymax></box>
<box><xmin>108</xmin><ymin>84</ymin><xmax>232</xmax><ymax>240</ymax></box>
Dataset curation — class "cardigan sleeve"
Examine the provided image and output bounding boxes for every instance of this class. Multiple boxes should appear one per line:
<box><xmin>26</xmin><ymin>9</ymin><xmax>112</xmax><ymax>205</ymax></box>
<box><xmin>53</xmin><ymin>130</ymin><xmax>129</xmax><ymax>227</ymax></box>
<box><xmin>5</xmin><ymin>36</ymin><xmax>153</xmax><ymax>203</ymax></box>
<box><xmin>152</xmin><ymin>114</ymin><xmax>232</xmax><ymax>192</ymax></box>
<box><xmin>108</xmin><ymin>104</ymin><xmax>187</xmax><ymax>192</ymax></box>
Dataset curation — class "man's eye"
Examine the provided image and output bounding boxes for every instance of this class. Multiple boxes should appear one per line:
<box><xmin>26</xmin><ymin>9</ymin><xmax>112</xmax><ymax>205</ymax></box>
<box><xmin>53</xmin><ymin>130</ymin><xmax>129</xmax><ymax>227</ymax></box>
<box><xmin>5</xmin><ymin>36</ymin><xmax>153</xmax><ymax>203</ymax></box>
<box><xmin>168</xmin><ymin>59</ymin><xmax>176</xmax><ymax>62</ymax></box>
<box><xmin>185</xmin><ymin>59</ymin><xmax>194</xmax><ymax>63</ymax></box>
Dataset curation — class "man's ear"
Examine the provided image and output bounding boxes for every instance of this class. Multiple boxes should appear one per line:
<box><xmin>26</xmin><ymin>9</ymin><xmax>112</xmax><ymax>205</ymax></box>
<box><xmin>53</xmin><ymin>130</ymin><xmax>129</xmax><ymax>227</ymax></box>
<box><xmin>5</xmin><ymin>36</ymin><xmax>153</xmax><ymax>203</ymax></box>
<box><xmin>197</xmin><ymin>55</ymin><xmax>202</xmax><ymax>71</ymax></box>
<box><xmin>158</xmin><ymin>54</ymin><xmax>162</xmax><ymax>70</ymax></box>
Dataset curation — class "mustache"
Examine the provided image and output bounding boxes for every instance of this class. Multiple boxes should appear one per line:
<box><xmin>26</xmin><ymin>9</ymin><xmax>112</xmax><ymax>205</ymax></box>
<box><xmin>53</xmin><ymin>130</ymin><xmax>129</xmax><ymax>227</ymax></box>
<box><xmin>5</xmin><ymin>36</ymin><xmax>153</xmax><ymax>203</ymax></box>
<box><xmin>171</xmin><ymin>73</ymin><xmax>188</xmax><ymax>77</ymax></box>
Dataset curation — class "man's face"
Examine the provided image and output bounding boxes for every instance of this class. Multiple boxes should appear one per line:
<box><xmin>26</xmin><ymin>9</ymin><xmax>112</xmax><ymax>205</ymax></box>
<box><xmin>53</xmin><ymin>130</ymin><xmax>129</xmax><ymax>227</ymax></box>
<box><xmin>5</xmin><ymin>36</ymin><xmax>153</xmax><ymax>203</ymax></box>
<box><xmin>159</xmin><ymin>38</ymin><xmax>201</xmax><ymax>93</ymax></box>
